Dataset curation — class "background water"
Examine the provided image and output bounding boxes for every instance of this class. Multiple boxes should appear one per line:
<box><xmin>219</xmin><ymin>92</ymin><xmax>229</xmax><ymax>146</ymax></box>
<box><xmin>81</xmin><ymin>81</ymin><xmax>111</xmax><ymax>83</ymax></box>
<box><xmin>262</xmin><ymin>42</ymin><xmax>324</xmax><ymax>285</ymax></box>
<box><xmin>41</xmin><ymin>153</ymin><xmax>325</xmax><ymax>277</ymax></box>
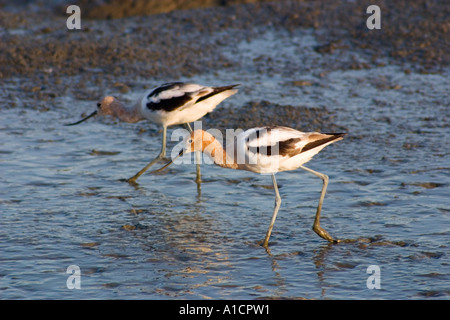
<box><xmin>1</xmin><ymin>11</ymin><xmax>449</xmax><ymax>300</ymax></box>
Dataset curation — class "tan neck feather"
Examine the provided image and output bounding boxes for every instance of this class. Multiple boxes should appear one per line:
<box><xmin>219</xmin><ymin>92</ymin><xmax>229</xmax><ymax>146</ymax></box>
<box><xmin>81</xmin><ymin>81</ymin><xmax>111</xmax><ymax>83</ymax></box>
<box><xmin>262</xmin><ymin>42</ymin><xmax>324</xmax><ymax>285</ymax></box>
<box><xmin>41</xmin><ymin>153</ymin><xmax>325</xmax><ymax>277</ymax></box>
<box><xmin>113</xmin><ymin>100</ymin><xmax>144</xmax><ymax>123</ymax></box>
<box><xmin>204</xmin><ymin>139</ymin><xmax>238</xmax><ymax>169</ymax></box>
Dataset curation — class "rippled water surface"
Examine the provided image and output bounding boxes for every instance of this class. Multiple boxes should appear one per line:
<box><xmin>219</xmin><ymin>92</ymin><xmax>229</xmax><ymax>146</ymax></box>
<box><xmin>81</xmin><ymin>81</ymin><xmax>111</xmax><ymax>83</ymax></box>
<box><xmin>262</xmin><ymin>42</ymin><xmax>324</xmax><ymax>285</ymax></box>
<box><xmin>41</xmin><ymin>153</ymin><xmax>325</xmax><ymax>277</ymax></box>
<box><xmin>1</xmin><ymin>28</ymin><xmax>449</xmax><ymax>300</ymax></box>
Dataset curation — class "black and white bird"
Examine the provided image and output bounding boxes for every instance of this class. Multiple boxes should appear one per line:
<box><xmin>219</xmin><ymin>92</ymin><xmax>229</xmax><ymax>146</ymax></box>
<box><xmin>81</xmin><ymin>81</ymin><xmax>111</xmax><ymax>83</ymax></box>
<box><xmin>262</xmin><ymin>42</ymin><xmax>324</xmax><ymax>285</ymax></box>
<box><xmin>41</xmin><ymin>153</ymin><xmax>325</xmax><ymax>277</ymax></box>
<box><xmin>66</xmin><ymin>82</ymin><xmax>239</xmax><ymax>183</ymax></box>
<box><xmin>151</xmin><ymin>126</ymin><xmax>345</xmax><ymax>247</ymax></box>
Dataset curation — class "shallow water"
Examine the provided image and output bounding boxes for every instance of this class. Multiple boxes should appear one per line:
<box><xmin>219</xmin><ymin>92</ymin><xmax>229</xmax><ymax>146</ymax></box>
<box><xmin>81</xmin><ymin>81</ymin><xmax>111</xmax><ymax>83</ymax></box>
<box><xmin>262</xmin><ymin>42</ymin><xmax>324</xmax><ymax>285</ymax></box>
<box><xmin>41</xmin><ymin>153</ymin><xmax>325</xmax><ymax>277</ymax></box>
<box><xmin>1</xmin><ymin>25</ymin><xmax>449</xmax><ymax>300</ymax></box>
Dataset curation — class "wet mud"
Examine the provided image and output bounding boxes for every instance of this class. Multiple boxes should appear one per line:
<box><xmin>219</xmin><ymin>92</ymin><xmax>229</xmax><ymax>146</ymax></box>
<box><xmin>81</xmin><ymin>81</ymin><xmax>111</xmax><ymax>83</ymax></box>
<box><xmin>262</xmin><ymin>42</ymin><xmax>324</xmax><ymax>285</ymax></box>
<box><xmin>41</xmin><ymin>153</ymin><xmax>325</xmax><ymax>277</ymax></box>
<box><xmin>1</xmin><ymin>0</ymin><xmax>448</xmax><ymax>120</ymax></box>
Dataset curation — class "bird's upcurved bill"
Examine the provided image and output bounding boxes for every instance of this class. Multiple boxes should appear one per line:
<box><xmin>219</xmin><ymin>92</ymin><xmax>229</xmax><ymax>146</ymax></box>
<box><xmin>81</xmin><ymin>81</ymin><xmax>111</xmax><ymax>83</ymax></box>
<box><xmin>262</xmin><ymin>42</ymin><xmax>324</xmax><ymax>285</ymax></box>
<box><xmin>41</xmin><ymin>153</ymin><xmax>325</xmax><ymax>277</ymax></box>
<box><xmin>65</xmin><ymin>110</ymin><xmax>98</xmax><ymax>126</ymax></box>
<box><xmin>150</xmin><ymin>150</ymin><xmax>184</xmax><ymax>174</ymax></box>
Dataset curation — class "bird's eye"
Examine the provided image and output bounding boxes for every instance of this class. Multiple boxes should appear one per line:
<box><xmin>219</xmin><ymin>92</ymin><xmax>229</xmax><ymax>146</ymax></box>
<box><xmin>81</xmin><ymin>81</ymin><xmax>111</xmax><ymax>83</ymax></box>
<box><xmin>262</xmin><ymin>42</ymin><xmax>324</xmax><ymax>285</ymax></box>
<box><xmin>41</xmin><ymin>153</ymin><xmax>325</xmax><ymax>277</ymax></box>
<box><xmin>97</xmin><ymin>103</ymin><xmax>101</xmax><ymax>108</ymax></box>
<box><xmin>188</xmin><ymin>139</ymin><xmax>193</xmax><ymax>144</ymax></box>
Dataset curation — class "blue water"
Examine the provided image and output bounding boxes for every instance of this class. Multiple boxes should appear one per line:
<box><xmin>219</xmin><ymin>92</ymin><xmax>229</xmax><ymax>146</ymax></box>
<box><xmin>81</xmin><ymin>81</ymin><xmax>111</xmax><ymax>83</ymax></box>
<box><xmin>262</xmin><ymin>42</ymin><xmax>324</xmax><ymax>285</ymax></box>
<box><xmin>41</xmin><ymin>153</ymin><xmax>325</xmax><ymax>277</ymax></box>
<box><xmin>1</xmin><ymin>28</ymin><xmax>449</xmax><ymax>300</ymax></box>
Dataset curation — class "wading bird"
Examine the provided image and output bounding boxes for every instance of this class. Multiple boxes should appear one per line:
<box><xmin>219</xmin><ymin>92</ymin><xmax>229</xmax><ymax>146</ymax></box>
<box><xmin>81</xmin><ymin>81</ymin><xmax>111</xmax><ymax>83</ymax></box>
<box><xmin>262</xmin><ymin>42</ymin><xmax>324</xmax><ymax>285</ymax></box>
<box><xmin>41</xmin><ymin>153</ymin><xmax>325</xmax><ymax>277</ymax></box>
<box><xmin>151</xmin><ymin>126</ymin><xmax>345</xmax><ymax>247</ymax></box>
<box><xmin>66</xmin><ymin>82</ymin><xmax>239</xmax><ymax>183</ymax></box>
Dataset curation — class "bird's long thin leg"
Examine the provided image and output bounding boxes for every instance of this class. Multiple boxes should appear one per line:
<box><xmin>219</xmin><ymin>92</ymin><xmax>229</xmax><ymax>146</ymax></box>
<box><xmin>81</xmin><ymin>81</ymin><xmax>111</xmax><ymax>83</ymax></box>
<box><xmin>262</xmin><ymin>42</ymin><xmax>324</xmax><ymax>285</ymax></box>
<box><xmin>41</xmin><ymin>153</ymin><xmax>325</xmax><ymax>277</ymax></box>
<box><xmin>300</xmin><ymin>165</ymin><xmax>339</xmax><ymax>243</ymax></box>
<box><xmin>160</xmin><ymin>125</ymin><xmax>167</xmax><ymax>158</ymax></box>
<box><xmin>263</xmin><ymin>174</ymin><xmax>282</xmax><ymax>247</ymax></box>
<box><xmin>185</xmin><ymin>123</ymin><xmax>202</xmax><ymax>184</ymax></box>
<box><xmin>127</xmin><ymin>126</ymin><xmax>167</xmax><ymax>183</ymax></box>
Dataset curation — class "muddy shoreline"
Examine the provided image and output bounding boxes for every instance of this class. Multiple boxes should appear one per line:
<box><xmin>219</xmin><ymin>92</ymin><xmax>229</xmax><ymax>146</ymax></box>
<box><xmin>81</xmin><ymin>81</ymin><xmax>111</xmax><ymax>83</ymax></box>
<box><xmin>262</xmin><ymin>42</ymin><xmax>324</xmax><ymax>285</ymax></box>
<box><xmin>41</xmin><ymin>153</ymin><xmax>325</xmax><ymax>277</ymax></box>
<box><xmin>1</xmin><ymin>1</ymin><xmax>447</xmax><ymax>79</ymax></box>
<box><xmin>0</xmin><ymin>0</ymin><xmax>448</xmax><ymax>125</ymax></box>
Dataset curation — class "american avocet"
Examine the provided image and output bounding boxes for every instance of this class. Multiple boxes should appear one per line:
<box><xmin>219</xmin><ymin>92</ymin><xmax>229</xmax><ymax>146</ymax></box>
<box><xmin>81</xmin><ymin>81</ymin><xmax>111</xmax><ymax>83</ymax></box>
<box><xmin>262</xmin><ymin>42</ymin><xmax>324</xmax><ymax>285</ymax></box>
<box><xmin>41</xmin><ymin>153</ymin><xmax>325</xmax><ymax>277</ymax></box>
<box><xmin>152</xmin><ymin>126</ymin><xmax>345</xmax><ymax>247</ymax></box>
<box><xmin>66</xmin><ymin>82</ymin><xmax>239</xmax><ymax>183</ymax></box>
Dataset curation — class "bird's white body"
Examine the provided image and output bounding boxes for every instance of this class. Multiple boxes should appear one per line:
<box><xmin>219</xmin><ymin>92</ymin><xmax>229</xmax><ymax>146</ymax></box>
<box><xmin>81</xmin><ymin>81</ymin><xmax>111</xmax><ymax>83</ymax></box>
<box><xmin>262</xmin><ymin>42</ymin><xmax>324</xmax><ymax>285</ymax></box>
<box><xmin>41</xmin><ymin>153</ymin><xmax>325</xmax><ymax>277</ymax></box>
<box><xmin>139</xmin><ymin>83</ymin><xmax>238</xmax><ymax>127</ymax></box>
<box><xmin>229</xmin><ymin>126</ymin><xmax>343</xmax><ymax>174</ymax></box>
<box><xmin>182</xmin><ymin>126</ymin><xmax>344</xmax><ymax>175</ymax></box>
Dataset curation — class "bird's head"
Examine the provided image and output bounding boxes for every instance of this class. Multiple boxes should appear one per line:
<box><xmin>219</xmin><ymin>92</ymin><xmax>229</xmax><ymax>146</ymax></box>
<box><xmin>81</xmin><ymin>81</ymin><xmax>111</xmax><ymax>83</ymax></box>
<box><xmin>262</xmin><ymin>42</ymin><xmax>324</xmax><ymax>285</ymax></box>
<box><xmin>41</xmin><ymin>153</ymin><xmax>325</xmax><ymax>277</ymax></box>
<box><xmin>183</xmin><ymin>130</ymin><xmax>216</xmax><ymax>154</ymax></box>
<box><xmin>150</xmin><ymin>130</ymin><xmax>219</xmax><ymax>174</ymax></box>
<box><xmin>96</xmin><ymin>96</ymin><xmax>117</xmax><ymax>116</ymax></box>
<box><xmin>64</xmin><ymin>96</ymin><xmax>119</xmax><ymax>126</ymax></box>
